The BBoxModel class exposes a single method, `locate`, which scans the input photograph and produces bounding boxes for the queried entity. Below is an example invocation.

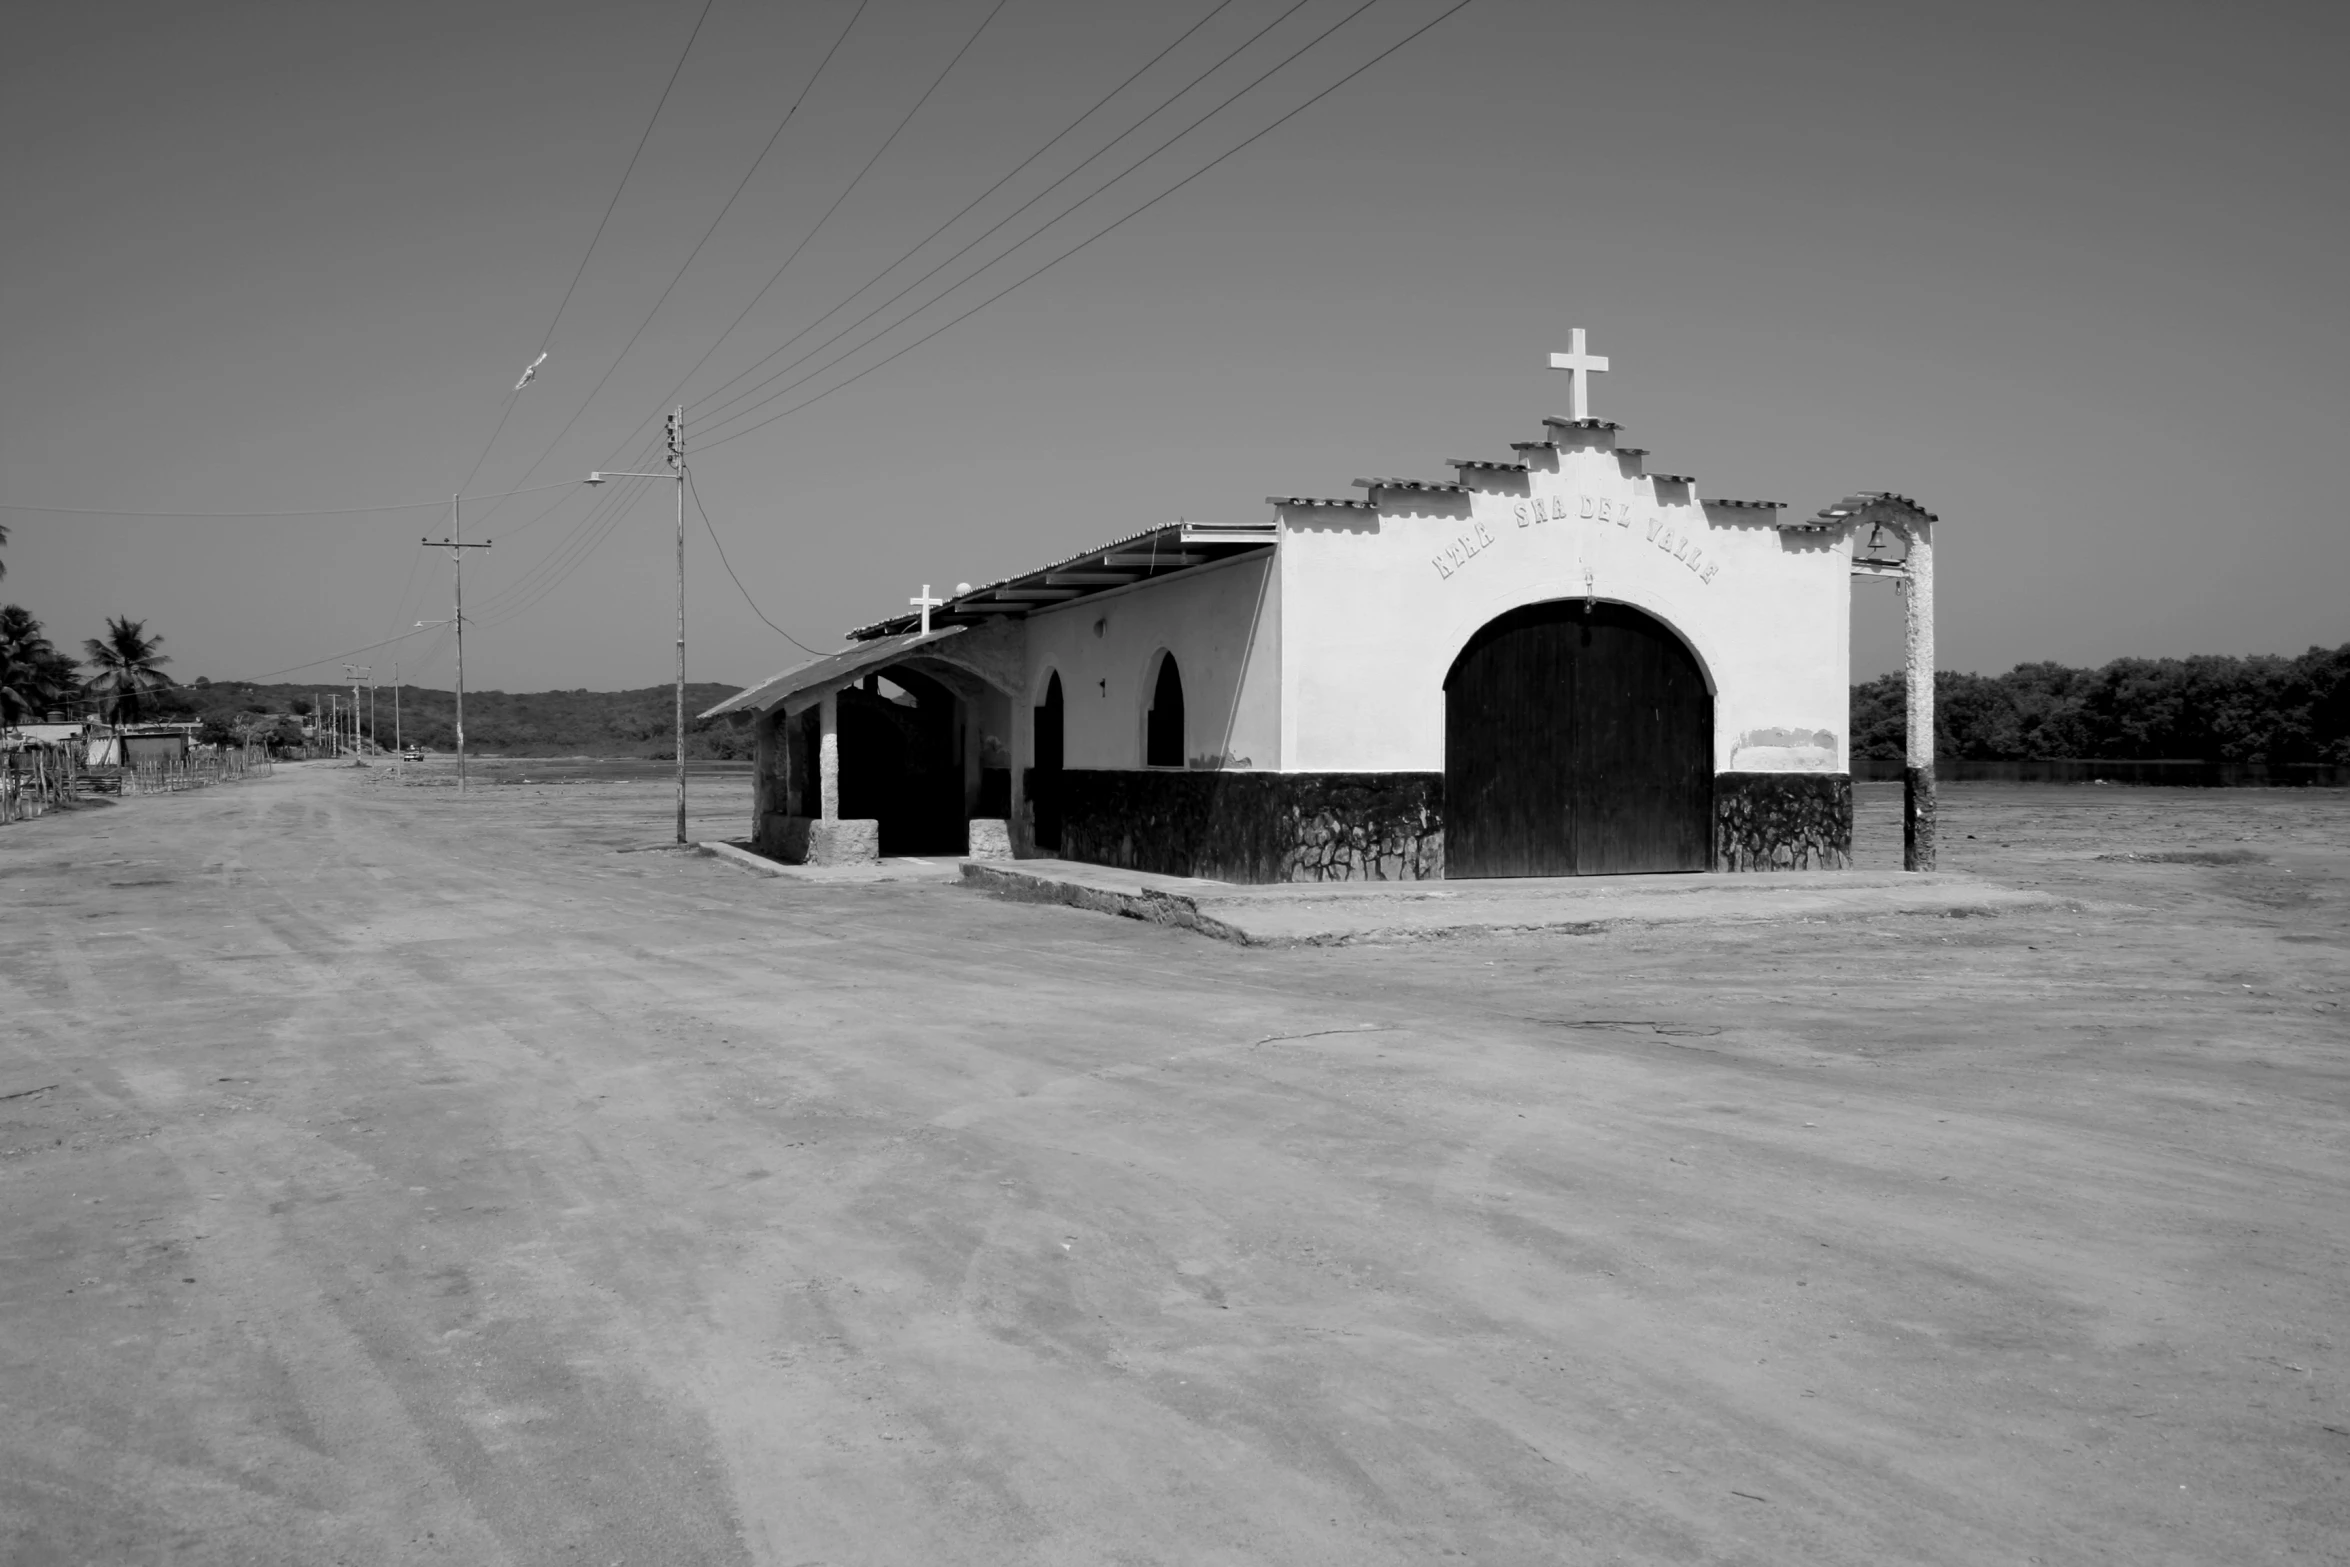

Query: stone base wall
[1057,771,1444,884]
[756,814,880,866]
[1049,770,1854,881]
[1713,773,1852,871]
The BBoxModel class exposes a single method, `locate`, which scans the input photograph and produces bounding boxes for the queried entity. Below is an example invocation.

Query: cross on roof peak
[909,584,944,634]
[1548,328,1610,421]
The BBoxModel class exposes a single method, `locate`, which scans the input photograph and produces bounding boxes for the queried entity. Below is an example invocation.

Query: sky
[2,0,2344,695]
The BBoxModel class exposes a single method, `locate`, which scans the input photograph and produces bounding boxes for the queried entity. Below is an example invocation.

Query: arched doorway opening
[1145,653,1185,768]
[1444,600,1712,877]
[1033,671,1065,851]
[838,666,965,855]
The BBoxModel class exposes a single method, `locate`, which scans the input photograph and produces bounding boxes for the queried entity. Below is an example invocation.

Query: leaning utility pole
[423,497,490,792]
[344,664,371,755]
[393,662,401,756]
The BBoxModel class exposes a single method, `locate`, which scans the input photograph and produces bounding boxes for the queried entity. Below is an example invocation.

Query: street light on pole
[582,406,688,845]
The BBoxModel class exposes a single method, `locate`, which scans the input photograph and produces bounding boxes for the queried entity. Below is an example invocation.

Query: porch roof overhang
[844,520,1278,641]
[698,626,966,722]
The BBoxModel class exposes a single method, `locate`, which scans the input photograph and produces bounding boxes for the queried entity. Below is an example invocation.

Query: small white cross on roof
[1548,328,1610,421]
[909,583,944,634]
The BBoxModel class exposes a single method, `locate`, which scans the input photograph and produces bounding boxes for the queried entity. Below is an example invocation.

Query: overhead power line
[699,0,1477,452]
[524,1,1241,547]
[464,0,881,531]
[441,0,1015,627]
[688,468,825,654]
[423,1,1478,631]
[0,499,442,518]
[470,435,673,625]
[467,1,1252,617]
[232,624,444,684]
[690,0,1303,431]
[448,0,721,500]
[0,478,579,519]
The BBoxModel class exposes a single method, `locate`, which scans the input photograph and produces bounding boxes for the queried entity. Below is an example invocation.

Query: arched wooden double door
[1444,601,1713,878]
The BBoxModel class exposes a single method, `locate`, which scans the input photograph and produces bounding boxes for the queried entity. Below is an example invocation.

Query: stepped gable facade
[708,360,1888,880]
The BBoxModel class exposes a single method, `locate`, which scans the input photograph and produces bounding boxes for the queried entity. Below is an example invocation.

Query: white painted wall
[1003,426,1854,778]
[1019,551,1281,770]
[1275,438,1852,774]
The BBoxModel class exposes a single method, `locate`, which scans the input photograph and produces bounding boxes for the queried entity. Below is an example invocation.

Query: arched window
[1033,672,1065,849]
[1145,653,1185,768]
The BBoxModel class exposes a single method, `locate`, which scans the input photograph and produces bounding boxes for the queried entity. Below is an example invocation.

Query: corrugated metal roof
[1352,477,1470,494]
[701,626,966,719]
[844,520,1278,641]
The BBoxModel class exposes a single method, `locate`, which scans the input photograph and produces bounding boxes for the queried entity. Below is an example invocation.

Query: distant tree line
[1852,643,2350,763]
[3,595,754,758]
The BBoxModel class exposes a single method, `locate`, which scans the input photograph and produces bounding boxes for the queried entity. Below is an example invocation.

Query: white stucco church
[705,335,1939,879]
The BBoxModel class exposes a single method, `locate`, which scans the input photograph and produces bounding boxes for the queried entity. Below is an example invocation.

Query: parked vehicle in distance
[401,746,424,762]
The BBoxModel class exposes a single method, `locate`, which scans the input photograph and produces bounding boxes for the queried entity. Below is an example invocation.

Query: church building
[705,336,1935,880]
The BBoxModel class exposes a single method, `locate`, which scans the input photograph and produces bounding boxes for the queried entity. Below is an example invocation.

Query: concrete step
[958,859,2067,946]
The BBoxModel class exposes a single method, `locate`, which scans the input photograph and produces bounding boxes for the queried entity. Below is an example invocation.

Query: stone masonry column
[751,711,780,853]
[777,708,798,818]
[818,690,841,822]
[1902,520,1936,872]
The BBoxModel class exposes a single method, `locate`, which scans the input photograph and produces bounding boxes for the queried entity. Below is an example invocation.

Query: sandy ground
[2,762,2345,1566]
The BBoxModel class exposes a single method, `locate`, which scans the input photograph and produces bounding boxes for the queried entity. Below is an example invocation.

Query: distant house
[2,722,83,748]
[83,725,195,767]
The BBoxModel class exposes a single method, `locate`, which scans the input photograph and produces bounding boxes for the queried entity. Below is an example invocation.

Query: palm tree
[1,604,76,726]
[83,615,174,727]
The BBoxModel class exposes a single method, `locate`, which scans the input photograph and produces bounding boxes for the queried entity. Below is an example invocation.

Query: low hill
[170,681,753,758]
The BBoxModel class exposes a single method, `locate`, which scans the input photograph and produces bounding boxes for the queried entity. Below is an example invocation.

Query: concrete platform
[697,840,963,884]
[959,857,2067,945]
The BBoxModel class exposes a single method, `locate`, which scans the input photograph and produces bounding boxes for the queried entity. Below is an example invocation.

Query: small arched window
[1145,653,1185,768]
[1033,671,1065,849]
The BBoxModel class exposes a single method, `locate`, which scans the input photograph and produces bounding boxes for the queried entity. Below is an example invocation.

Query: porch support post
[1902,520,1936,872]
[1009,686,1032,856]
[777,708,798,818]
[818,690,841,823]
[751,711,780,847]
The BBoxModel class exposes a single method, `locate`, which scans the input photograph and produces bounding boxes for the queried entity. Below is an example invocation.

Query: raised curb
[697,841,788,877]
[958,860,1256,943]
[958,860,2065,947]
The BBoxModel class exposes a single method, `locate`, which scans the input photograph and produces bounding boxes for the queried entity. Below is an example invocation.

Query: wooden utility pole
[423,496,490,792]
[582,412,687,843]
[345,664,371,755]
[669,407,685,846]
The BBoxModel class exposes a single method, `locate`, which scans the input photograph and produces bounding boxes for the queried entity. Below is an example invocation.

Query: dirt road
[3,764,2345,1565]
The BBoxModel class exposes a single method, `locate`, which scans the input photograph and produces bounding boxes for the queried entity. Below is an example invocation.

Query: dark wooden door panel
[1445,601,1711,878]
[1445,607,1577,878]
[1571,615,1713,873]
